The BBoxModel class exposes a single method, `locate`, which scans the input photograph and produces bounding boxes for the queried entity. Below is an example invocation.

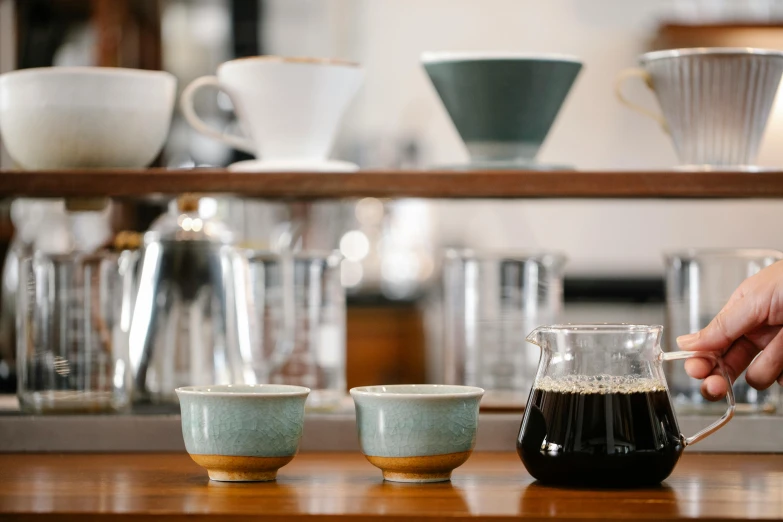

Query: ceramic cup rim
[420,51,582,64]
[350,384,484,399]
[176,384,311,398]
[0,66,176,84]
[218,55,360,73]
[640,47,783,64]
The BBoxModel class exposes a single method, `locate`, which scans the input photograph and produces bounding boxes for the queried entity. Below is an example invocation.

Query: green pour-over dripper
[422,52,582,169]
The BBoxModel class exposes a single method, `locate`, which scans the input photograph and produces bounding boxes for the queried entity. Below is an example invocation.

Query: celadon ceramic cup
[350,384,484,483]
[176,384,309,482]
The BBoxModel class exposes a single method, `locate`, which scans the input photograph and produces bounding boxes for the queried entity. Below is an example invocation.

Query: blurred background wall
[5,0,783,389]
[16,0,783,278]
[285,0,783,277]
[5,0,783,278]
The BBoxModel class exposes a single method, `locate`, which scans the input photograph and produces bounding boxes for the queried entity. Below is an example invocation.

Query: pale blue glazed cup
[176,384,309,482]
[350,384,484,483]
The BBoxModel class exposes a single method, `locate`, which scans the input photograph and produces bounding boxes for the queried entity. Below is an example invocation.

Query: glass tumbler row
[16,249,344,413]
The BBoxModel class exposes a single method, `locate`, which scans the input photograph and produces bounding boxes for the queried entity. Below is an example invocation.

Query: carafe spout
[526,327,546,348]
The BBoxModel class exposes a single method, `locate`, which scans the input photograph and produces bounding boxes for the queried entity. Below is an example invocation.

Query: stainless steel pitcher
[127,198,245,403]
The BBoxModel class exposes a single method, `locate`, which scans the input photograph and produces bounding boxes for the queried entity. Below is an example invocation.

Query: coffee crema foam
[534,375,667,394]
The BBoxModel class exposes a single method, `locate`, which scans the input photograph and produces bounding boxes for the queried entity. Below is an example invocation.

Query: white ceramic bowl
[0,67,176,169]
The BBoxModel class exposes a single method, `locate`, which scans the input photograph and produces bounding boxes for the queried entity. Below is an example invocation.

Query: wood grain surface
[1,452,782,520]
[4,169,783,199]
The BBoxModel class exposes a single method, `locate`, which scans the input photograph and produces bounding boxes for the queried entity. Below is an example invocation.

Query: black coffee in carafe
[520,324,735,488]
[517,376,685,487]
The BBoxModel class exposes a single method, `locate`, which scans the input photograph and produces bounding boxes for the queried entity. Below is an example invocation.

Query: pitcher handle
[660,351,735,446]
[614,68,669,133]
[180,75,257,155]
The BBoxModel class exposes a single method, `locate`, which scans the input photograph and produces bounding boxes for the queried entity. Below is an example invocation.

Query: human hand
[679,261,783,400]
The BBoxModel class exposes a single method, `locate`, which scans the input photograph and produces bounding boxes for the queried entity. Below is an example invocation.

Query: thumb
[677,292,765,354]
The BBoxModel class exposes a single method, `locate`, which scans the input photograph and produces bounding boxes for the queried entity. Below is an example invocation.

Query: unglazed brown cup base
[189,454,295,482]
[365,451,472,483]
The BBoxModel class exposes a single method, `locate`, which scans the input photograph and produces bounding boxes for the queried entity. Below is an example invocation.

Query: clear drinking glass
[17,251,131,413]
[442,249,566,407]
[665,249,783,414]
[237,250,345,411]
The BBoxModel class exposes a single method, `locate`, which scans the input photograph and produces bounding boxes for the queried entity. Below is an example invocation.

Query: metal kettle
[127,196,245,404]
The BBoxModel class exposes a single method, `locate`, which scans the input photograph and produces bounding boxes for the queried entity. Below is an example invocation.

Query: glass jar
[442,249,566,408]
[237,250,345,411]
[17,250,130,413]
[665,248,783,414]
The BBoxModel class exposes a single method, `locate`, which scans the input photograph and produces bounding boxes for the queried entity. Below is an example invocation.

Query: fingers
[683,357,728,401]
[701,373,729,401]
[684,356,713,379]
[677,293,766,353]
[686,336,764,401]
[723,330,774,381]
[673,261,783,398]
[677,271,774,353]
[685,333,766,379]
[746,327,783,390]
[744,324,783,350]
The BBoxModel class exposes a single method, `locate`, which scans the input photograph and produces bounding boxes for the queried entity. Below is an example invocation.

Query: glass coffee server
[519,324,734,487]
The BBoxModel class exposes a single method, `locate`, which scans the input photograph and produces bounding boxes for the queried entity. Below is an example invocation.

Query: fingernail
[677,332,699,348]
[706,381,723,399]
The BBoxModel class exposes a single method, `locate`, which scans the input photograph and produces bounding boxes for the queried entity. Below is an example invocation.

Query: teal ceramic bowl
[350,384,484,483]
[176,384,309,482]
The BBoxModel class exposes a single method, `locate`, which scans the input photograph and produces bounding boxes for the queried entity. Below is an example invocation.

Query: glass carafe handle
[661,351,736,446]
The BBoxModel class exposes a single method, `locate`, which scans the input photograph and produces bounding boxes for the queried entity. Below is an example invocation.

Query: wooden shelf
[4,168,783,199]
[1,452,781,520]
[652,22,783,52]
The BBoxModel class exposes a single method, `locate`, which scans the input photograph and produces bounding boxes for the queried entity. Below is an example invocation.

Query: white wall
[7,1,783,276]
[268,0,783,275]
[430,199,783,276]
[345,0,673,168]
[0,0,15,169]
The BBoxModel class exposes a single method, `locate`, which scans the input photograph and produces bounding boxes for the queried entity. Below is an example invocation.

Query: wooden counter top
[0,452,782,521]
